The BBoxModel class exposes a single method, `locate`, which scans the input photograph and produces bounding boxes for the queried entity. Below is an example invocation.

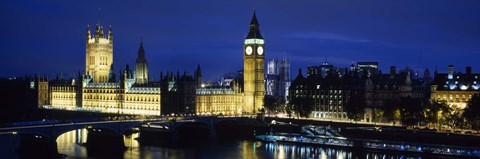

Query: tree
[424,100,450,129]
[398,97,425,127]
[374,109,385,123]
[383,99,401,123]
[263,95,278,114]
[345,93,366,121]
[288,96,313,118]
[463,93,480,131]
[445,105,465,130]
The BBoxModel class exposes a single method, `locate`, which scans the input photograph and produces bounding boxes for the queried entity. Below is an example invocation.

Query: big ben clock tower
[243,10,265,114]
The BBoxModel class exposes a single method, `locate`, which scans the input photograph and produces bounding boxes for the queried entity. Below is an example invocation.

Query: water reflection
[0,130,438,159]
[262,142,429,159]
[264,143,350,159]
[56,128,140,158]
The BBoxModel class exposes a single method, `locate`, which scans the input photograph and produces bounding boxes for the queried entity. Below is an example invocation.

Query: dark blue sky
[1,0,479,81]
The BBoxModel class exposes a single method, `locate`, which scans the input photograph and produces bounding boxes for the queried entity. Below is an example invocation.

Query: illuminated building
[290,65,429,121]
[365,67,429,122]
[40,22,162,115]
[243,10,265,114]
[196,81,245,115]
[39,11,267,116]
[430,65,480,109]
[265,58,291,102]
[50,79,80,107]
[135,40,149,84]
[85,24,113,83]
[36,76,49,107]
[81,41,161,115]
[196,11,265,115]
[289,68,362,119]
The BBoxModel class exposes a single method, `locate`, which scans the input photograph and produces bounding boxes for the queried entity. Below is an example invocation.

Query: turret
[86,25,91,41]
[108,25,113,42]
[350,63,355,72]
[194,64,202,87]
[108,64,115,83]
[86,21,113,83]
[122,64,135,91]
[405,71,412,85]
[448,64,454,79]
[424,68,431,83]
[390,66,396,79]
[135,38,149,84]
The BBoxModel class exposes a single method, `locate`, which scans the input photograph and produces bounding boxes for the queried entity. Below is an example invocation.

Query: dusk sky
[1,0,479,81]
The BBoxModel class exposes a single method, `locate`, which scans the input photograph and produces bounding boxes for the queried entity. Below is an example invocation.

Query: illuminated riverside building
[39,11,265,116]
[40,23,161,115]
[196,81,245,115]
[289,68,363,120]
[289,65,429,121]
[364,67,429,122]
[85,24,113,83]
[196,11,265,115]
[430,65,480,109]
[50,79,80,107]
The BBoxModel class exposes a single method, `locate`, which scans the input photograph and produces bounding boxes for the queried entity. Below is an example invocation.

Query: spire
[108,63,115,82]
[108,25,113,40]
[196,64,202,76]
[86,25,91,40]
[246,10,263,39]
[195,64,203,87]
[250,9,259,26]
[296,68,304,79]
[97,8,102,26]
[136,38,146,63]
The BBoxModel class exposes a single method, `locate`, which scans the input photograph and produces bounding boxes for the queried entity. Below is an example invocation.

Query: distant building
[265,58,291,102]
[364,66,429,121]
[307,62,333,78]
[357,61,379,76]
[430,65,480,109]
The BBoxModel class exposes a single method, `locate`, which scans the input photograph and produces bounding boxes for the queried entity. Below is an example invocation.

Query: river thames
[0,128,435,159]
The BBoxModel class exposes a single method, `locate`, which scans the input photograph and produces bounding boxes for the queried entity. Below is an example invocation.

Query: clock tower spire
[243,10,265,114]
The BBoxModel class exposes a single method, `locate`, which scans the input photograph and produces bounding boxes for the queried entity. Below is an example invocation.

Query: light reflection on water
[264,143,352,159]
[0,129,429,159]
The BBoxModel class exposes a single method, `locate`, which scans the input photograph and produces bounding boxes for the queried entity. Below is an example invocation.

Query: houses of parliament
[35,12,265,116]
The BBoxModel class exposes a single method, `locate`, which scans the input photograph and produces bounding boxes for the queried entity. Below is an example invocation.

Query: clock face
[257,46,264,55]
[246,46,253,55]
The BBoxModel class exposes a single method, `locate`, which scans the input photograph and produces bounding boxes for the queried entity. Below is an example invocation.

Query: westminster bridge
[0,116,259,158]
